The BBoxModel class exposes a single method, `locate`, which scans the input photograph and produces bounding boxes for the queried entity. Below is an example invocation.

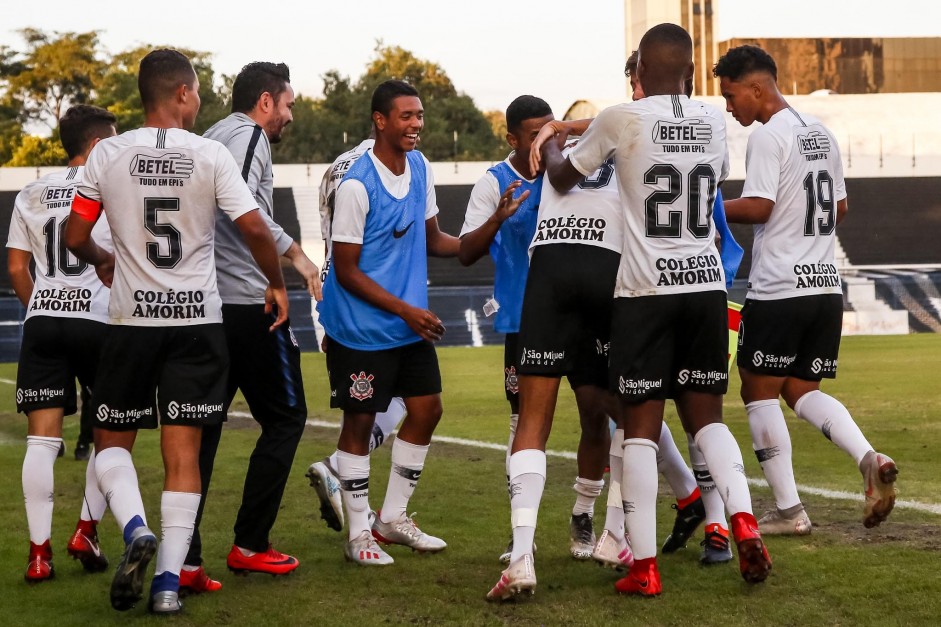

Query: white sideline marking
[298,415,941,516]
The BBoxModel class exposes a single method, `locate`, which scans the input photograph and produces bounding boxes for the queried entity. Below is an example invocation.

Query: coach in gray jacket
[182,62,321,592]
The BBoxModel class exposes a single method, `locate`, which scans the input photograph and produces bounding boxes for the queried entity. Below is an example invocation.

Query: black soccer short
[326,337,441,413]
[91,324,229,431]
[737,294,843,380]
[16,316,108,415]
[517,244,619,390]
[609,290,729,402]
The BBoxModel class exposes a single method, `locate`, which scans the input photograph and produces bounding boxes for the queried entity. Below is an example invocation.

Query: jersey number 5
[145,198,183,269]
[644,163,716,239]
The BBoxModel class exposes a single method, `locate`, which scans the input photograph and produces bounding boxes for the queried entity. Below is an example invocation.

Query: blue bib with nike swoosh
[319,150,428,350]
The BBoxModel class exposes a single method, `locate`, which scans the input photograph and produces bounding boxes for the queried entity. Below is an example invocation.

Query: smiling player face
[376,95,424,152]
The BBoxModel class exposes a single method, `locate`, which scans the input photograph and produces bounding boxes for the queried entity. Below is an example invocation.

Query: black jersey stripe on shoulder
[787,106,807,127]
[66,166,78,180]
[672,95,684,118]
[241,125,264,183]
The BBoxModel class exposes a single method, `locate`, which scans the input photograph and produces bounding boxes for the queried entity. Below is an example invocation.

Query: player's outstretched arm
[836,198,848,225]
[529,118,593,174]
[234,209,288,330]
[542,139,584,193]
[722,197,775,224]
[64,212,114,287]
[458,181,530,266]
[334,241,445,343]
[426,216,460,258]
[8,249,34,307]
[283,241,323,300]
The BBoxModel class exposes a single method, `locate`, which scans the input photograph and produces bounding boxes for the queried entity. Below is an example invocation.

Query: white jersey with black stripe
[76,127,258,326]
[742,107,847,300]
[570,95,729,297]
[530,142,623,254]
[319,138,375,257]
[7,166,112,322]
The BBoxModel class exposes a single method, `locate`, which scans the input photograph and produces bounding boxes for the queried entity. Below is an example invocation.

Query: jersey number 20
[643,163,716,239]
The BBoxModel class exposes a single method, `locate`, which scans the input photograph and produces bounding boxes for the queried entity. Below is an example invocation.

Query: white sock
[656,420,697,501]
[794,390,873,466]
[572,476,604,517]
[80,450,108,522]
[336,450,371,540]
[686,432,727,527]
[604,429,626,538]
[747,399,801,510]
[621,438,659,561]
[694,423,754,516]
[508,449,546,562]
[95,447,147,532]
[371,398,406,452]
[505,413,519,477]
[379,438,429,523]
[154,491,200,585]
[23,436,61,545]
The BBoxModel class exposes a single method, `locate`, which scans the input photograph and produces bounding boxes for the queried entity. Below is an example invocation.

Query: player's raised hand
[401,304,446,343]
[494,180,530,222]
[529,120,571,174]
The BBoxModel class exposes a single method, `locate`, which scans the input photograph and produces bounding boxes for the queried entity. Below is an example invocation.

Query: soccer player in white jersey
[9,105,116,583]
[306,131,409,534]
[65,49,288,614]
[538,24,771,596]
[714,45,898,533]
[182,61,322,592]
[486,132,625,599]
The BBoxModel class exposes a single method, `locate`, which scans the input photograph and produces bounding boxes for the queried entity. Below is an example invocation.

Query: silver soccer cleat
[487,553,536,601]
[344,530,394,566]
[372,512,447,553]
[758,506,813,535]
[591,529,634,570]
[306,459,345,532]
[148,590,182,615]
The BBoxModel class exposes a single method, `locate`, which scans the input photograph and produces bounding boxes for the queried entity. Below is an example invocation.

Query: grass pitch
[1,334,939,625]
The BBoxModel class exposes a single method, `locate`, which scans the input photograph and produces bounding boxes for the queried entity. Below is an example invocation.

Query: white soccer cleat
[591,529,634,570]
[487,553,536,601]
[569,513,596,560]
[861,450,899,528]
[306,460,344,532]
[758,506,813,535]
[372,512,447,553]
[344,531,394,566]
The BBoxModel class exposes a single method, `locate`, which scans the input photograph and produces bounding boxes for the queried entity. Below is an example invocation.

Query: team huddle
[10,22,899,613]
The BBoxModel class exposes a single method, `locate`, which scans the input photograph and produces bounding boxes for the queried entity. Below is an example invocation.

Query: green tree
[0,29,105,131]
[272,44,503,163]
[5,134,66,166]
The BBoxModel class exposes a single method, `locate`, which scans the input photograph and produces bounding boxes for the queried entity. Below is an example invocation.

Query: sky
[2,0,940,118]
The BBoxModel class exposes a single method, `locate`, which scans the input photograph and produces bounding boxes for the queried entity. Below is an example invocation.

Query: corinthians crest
[349,371,375,401]
[504,366,519,394]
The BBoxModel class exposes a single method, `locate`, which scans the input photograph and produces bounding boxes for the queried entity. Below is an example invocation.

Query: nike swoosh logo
[349,481,368,490]
[393,222,414,239]
[638,578,648,589]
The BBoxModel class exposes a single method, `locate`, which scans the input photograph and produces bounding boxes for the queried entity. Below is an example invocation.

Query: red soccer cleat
[226,544,299,576]
[180,565,222,593]
[614,557,662,597]
[25,540,54,583]
[731,512,772,583]
[67,520,109,572]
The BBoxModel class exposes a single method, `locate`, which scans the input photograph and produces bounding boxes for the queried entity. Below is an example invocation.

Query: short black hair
[59,105,116,159]
[713,45,778,81]
[371,80,419,117]
[625,50,638,77]
[138,49,197,110]
[506,95,552,134]
[231,62,291,114]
